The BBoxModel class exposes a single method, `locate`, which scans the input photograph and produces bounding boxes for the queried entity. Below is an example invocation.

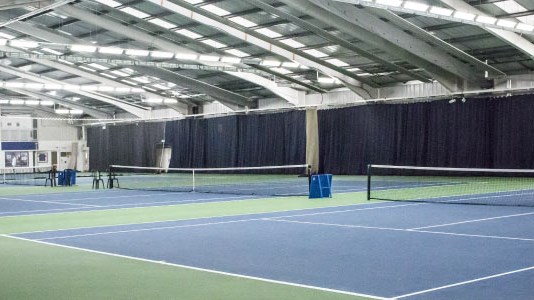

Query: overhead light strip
[330,0,534,35]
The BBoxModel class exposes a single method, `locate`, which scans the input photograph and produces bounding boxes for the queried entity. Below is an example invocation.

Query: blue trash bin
[64,169,76,186]
[309,174,332,199]
[57,171,65,186]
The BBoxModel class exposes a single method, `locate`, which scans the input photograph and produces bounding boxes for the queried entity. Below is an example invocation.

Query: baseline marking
[410,211,534,230]
[0,197,102,208]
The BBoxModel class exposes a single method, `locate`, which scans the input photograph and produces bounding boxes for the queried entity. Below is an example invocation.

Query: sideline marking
[0,234,389,300]
[0,197,101,208]
[410,211,534,230]
[394,266,534,299]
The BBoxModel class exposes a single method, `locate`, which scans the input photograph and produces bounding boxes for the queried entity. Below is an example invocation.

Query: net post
[192,169,196,192]
[367,164,372,201]
[108,166,113,189]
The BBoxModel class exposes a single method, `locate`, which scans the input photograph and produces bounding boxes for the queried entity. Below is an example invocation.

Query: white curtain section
[69,142,78,170]
[306,108,320,174]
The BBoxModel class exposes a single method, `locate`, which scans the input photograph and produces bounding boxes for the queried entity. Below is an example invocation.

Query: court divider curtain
[164,110,306,169]
[318,95,534,174]
[86,122,165,170]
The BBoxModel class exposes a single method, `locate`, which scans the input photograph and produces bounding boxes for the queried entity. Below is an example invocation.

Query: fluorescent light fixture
[24,83,44,89]
[303,49,328,58]
[121,80,138,85]
[101,73,118,79]
[429,6,454,16]
[44,84,63,90]
[149,18,176,29]
[40,100,54,106]
[261,60,281,67]
[81,85,98,91]
[97,86,114,92]
[0,39,7,45]
[70,109,83,115]
[47,91,57,96]
[280,39,305,48]
[9,40,39,48]
[94,0,121,7]
[125,49,150,56]
[255,28,282,38]
[143,98,163,103]
[0,99,9,104]
[115,87,131,93]
[376,0,401,7]
[175,53,198,60]
[152,84,171,90]
[120,7,150,19]
[55,109,70,114]
[199,55,220,62]
[476,15,497,25]
[229,17,257,27]
[182,0,202,3]
[71,45,97,52]
[201,39,227,48]
[143,86,158,92]
[5,82,24,88]
[10,99,25,105]
[403,1,429,12]
[221,57,241,63]
[99,47,124,54]
[79,66,96,72]
[517,23,534,31]
[88,63,109,70]
[270,68,292,75]
[175,29,203,39]
[151,51,174,58]
[326,58,350,67]
[282,62,300,68]
[318,77,339,84]
[132,77,151,84]
[454,11,476,21]
[58,59,75,65]
[131,88,144,93]
[163,98,178,104]
[64,85,81,91]
[41,48,64,55]
[201,4,230,16]
[0,32,16,39]
[25,100,40,105]
[496,19,517,28]
[110,70,129,77]
[224,49,250,58]
[70,97,80,101]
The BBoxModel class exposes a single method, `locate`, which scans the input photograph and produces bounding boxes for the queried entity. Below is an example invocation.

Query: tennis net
[109,164,311,196]
[1,166,52,186]
[367,165,534,207]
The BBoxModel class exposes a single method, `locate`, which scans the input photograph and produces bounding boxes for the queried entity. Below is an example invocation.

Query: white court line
[0,195,252,218]
[265,219,534,242]
[0,197,101,208]
[9,201,386,235]
[410,211,534,230]
[0,234,388,300]
[394,265,534,299]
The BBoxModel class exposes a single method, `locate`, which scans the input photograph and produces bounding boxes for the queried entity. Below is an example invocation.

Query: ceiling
[0,0,533,119]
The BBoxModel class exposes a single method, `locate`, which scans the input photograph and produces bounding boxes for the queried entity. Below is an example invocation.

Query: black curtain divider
[318,95,534,174]
[165,110,306,168]
[87,122,165,170]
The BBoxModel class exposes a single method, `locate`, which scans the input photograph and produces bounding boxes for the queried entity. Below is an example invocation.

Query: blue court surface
[8,197,534,299]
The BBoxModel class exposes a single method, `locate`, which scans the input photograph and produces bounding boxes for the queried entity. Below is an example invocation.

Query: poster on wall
[5,151,29,167]
[37,152,48,163]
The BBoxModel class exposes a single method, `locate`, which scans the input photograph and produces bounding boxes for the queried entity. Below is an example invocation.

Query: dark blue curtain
[87,122,165,170]
[318,95,534,174]
[165,111,306,168]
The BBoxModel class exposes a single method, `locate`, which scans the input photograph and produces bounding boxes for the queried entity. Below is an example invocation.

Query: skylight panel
[121,80,138,85]
[303,49,328,58]
[132,77,151,84]
[326,58,349,67]
[255,28,282,38]
[201,39,227,48]
[175,29,203,39]
[280,39,305,48]
[101,73,118,79]
[201,4,230,16]
[149,18,176,29]
[120,7,150,19]
[224,49,250,58]
[182,0,203,4]
[494,1,526,14]
[271,68,292,75]
[79,66,96,72]
[229,17,257,28]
